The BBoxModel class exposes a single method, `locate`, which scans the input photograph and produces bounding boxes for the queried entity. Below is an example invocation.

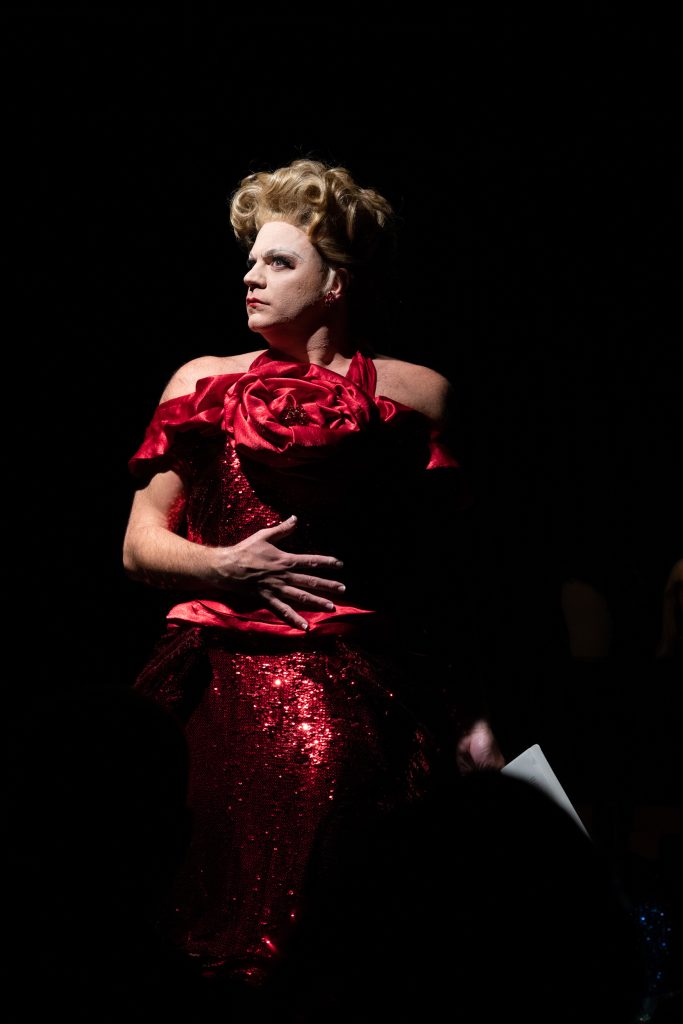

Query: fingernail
[289,515,297,523]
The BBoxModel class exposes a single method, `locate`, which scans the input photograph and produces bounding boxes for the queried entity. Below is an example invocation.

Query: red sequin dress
[128,348,466,979]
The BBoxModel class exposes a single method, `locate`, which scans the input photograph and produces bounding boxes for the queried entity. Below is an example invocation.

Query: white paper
[501,743,589,836]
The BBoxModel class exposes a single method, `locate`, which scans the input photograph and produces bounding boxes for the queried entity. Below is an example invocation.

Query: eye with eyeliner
[270,253,295,268]
[246,252,296,271]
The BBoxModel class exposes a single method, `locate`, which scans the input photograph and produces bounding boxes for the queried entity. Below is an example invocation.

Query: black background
[5,4,682,1006]
[6,5,681,846]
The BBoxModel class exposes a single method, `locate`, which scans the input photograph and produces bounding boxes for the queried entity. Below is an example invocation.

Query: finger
[278,586,339,612]
[259,514,299,539]
[285,574,346,595]
[291,555,345,571]
[266,594,309,632]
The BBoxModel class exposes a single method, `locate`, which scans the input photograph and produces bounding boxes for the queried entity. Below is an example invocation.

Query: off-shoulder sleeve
[128,373,239,485]
[427,426,472,510]
[373,393,461,471]
[426,427,461,471]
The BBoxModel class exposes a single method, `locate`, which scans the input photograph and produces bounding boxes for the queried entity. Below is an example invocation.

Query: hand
[215,515,346,631]
[456,719,505,774]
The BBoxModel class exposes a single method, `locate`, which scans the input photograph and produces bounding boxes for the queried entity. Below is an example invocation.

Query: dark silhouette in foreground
[263,770,648,1023]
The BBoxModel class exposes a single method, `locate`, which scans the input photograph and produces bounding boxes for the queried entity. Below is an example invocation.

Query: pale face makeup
[243,221,331,338]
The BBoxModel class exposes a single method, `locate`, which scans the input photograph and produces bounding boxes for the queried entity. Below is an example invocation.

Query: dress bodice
[129,349,462,634]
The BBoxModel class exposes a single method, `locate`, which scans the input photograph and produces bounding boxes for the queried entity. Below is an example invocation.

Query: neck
[258,324,354,368]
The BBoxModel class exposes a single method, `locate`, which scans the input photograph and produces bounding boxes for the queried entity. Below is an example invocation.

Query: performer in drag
[123,157,505,987]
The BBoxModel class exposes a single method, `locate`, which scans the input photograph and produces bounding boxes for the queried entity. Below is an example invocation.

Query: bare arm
[123,469,346,632]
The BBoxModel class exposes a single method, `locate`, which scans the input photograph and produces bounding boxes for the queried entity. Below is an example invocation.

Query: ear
[327,267,349,299]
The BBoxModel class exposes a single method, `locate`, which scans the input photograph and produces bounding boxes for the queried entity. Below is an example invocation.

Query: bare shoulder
[373,354,454,425]
[159,349,266,402]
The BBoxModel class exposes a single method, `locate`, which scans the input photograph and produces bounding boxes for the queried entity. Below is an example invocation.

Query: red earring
[324,291,336,307]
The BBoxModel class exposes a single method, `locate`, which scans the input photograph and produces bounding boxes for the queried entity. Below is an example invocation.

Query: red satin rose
[223,362,381,465]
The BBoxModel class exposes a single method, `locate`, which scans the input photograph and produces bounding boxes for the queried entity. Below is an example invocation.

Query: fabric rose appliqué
[223,363,381,466]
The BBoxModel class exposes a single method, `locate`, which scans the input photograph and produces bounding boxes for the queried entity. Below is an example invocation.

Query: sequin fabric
[129,350,464,980]
[141,633,437,980]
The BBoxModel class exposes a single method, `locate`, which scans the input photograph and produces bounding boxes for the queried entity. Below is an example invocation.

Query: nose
[244,261,264,291]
